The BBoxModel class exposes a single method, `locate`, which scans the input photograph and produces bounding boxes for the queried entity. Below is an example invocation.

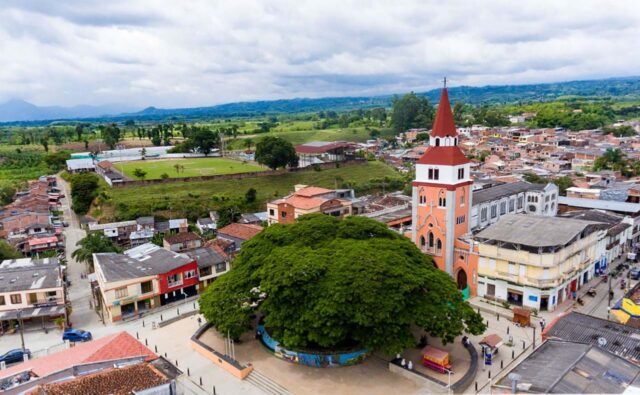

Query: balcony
[420,246,442,257]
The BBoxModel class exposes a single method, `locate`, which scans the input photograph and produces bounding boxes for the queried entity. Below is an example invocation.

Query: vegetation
[94,162,402,222]
[70,172,101,215]
[71,233,121,271]
[0,240,22,260]
[200,214,485,353]
[117,158,263,180]
[522,173,575,196]
[254,136,299,170]
[391,92,434,133]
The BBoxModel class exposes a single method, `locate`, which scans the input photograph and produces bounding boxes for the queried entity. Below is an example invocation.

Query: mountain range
[1,76,639,124]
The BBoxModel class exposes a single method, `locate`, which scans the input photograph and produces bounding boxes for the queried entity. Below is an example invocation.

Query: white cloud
[0,0,638,108]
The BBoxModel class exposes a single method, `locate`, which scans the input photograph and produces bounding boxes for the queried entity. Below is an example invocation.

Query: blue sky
[1,0,639,108]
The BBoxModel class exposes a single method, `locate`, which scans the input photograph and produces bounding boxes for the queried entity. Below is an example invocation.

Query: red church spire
[430,88,457,138]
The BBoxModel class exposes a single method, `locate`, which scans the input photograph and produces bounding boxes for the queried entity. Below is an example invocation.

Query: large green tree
[0,240,22,260]
[72,233,121,271]
[593,148,627,172]
[70,173,100,215]
[101,124,122,150]
[200,214,485,354]
[254,136,298,170]
[391,92,435,133]
[189,127,220,156]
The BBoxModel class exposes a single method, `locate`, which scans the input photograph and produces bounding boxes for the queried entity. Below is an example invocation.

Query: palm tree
[72,233,121,272]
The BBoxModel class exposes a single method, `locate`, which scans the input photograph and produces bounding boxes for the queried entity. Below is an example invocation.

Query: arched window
[436,239,442,253]
[428,232,434,248]
[454,138,458,145]
[435,138,440,147]
[438,189,446,207]
[420,236,426,247]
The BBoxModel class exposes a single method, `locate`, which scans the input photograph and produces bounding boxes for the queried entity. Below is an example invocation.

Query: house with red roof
[216,223,263,251]
[266,185,355,225]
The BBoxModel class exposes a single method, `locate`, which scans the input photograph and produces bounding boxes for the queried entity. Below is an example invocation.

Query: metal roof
[559,196,640,214]
[0,264,62,293]
[472,181,547,205]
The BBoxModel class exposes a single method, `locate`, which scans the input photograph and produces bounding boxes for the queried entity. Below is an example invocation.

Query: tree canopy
[0,240,22,260]
[70,172,100,215]
[391,92,435,133]
[200,214,485,354]
[254,136,298,170]
[100,124,121,150]
[72,233,121,271]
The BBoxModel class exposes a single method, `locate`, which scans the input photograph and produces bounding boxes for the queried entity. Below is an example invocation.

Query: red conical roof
[430,88,457,138]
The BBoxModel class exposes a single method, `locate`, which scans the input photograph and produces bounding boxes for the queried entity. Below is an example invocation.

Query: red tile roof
[430,88,458,138]
[28,236,59,247]
[217,223,263,241]
[294,186,333,197]
[282,195,325,210]
[417,146,470,166]
[0,332,156,380]
[164,232,201,244]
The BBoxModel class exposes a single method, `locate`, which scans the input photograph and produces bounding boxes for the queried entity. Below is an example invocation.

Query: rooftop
[164,232,201,244]
[416,146,470,166]
[295,141,352,154]
[475,214,606,248]
[0,263,62,293]
[217,223,263,241]
[559,196,640,214]
[184,246,227,269]
[88,220,137,231]
[472,181,547,205]
[430,88,457,138]
[497,340,640,394]
[94,243,193,282]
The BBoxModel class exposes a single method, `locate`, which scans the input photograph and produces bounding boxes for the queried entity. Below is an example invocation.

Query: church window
[435,138,440,147]
[481,207,488,221]
[457,168,465,180]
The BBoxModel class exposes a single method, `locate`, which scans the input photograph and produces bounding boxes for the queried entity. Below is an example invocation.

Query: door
[540,296,549,311]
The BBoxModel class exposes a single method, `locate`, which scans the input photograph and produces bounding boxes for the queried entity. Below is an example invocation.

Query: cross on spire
[443,76,447,88]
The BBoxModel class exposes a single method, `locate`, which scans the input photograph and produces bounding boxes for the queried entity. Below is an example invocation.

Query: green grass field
[97,161,405,221]
[117,157,264,180]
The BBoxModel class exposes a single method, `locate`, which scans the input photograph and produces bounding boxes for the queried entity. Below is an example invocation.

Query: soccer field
[117,157,264,180]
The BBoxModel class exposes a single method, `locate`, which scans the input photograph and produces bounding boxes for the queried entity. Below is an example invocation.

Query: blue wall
[257,325,369,368]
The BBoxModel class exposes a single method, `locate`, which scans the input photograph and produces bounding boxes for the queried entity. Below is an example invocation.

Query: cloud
[0,0,638,108]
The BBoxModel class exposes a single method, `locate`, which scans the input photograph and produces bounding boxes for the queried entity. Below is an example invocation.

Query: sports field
[117,157,264,180]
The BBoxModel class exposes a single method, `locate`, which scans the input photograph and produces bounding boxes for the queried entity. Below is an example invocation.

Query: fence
[29,341,67,360]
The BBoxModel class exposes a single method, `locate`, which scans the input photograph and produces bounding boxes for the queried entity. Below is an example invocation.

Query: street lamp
[16,309,25,351]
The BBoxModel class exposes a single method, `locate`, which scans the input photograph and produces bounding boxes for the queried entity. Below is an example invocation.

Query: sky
[1,0,639,109]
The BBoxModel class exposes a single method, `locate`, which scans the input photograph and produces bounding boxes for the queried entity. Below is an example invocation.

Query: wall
[258,325,369,368]
[157,261,199,294]
[190,323,253,380]
[0,287,64,312]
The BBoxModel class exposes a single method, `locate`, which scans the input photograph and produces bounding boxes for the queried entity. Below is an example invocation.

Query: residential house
[476,215,608,311]
[154,218,188,235]
[93,243,198,322]
[0,258,66,327]
[184,245,230,290]
[88,220,138,247]
[216,223,263,251]
[267,185,355,225]
[196,217,216,234]
[163,232,202,252]
[65,158,96,173]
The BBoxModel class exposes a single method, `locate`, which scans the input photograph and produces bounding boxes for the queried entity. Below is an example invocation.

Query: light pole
[16,309,25,351]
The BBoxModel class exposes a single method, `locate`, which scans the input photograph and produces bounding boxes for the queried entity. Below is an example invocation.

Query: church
[411,87,478,299]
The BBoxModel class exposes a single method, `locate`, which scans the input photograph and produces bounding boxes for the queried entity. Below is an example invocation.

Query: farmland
[117,157,264,180]
[94,161,406,222]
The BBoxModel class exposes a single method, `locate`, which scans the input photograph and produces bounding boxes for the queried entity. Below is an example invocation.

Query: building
[411,87,475,297]
[495,339,640,393]
[65,158,95,173]
[88,220,138,247]
[163,232,202,252]
[295,141,355,167]
[184,245,230,290]
[475,215,608,311]
[93,244,198,322]
[610,283,640,328]
[267,185,355,225]
[471,181,559,230]
[216,223,263,251]
[0,258,66,329]
[0,331,178,394]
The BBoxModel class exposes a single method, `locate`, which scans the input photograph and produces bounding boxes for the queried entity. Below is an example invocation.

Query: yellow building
[476,215,608,311]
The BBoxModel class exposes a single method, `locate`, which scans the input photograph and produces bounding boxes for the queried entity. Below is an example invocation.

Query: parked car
[630,268,640,280]
[62,328,92,342]
[0,349,31,365]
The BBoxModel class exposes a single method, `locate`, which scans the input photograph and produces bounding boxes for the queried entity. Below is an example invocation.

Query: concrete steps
[246,369,292,395]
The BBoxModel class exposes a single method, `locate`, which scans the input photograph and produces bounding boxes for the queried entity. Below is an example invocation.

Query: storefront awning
[0,305,65,321]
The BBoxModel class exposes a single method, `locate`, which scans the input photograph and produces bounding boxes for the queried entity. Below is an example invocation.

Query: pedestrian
[197,316,202,326]
[540,318,546,332]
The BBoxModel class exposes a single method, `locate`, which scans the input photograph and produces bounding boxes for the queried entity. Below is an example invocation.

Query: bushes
[70,172,100,215]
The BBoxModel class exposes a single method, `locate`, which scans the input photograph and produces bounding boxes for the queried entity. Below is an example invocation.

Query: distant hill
[2,76,639,124]
[0,99,135,123]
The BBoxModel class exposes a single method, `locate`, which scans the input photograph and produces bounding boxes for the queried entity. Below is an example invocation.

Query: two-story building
[163,232,202,252]
[216,223,263,252]
[0,258,66,327]
[476,215,608,312]
[184,245,230,291]
[88,220,138,247]
[471,181,559,231]
[267,185,355,225]
[93,243,198,322]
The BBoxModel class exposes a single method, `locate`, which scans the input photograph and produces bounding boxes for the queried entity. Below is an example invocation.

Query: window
[419,195,426,205]
[508,262,516,274]
[428,168,440,180]
[551,194,556,200]
[457,168,465,180]
[0,296,5,305]
[460,195,465,205]
[420,236,426,247]
[457,215,465,224]
[115,287,128,299]
[436,239,442,252]
[509,199,515,212]
[10,294,21,304]
[215,262,227,273]
[168,273,182,287]
[500,201,506,215]
[517,196,524,209]
[428,168,433,180]
[185,270,197,279]
[269,209,275,216]
[29,293,37,304]
[487,284,496,296]
[199,266,212,277]
[490,205,497,218]
[281,211,287,218]
[428,232,434,248]
[529,205,537,212]
[141,281,153,294]
[435,138,440,146]
[481,207,488,221]
[438,197,446,207]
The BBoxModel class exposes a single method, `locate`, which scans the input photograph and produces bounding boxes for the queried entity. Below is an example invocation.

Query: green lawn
[117,157,264,180]
[98,161,405,221]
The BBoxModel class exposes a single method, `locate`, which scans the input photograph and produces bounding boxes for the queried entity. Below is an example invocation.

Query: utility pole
[17,310,25,351]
